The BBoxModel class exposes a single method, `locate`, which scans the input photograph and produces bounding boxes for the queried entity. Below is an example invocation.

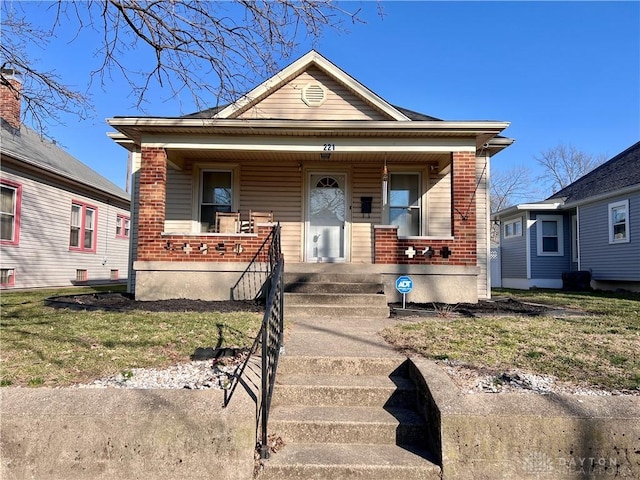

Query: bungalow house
[492,141,640,292]
[0,69,130,289]
[107,50,514,304]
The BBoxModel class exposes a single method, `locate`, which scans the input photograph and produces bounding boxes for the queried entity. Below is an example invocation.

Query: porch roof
[106,117,513,157]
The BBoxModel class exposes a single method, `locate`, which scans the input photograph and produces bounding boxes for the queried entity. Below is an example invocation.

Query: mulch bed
[47,292,265,314]
[48,292,552,317]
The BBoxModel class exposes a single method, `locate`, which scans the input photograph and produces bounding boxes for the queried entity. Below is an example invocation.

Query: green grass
[1,286,262,387]
[383,289,640,392]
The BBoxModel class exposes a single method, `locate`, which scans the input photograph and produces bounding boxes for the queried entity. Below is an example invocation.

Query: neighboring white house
[0,69,130,290]
[493,141,640,292]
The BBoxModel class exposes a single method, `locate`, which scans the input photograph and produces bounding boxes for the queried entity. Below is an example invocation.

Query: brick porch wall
[137,147,273,263]
[374,151,477,265]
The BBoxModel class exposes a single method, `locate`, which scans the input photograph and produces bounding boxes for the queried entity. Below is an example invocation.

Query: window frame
[69,201,98,253]
[116,214,130,239]
[198,169,235,232]
[503,217,523,239]
[0,179,22,246]
[387,171,422,237]
[608,200,630,244]
[536,215,564,257]
[1,268,15,286]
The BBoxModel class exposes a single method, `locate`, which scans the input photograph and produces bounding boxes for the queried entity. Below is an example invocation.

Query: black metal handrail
[223,224,285,461]
[259,255,284,459]
[231,224,281,301]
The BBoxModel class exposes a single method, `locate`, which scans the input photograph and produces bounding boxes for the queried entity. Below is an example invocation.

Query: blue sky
[11,1,640,197]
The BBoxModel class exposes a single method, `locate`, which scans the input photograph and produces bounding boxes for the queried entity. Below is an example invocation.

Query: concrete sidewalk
[282,315,404,359]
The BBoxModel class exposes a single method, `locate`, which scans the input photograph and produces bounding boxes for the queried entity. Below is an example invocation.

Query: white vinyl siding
[238,67,390,121]
[0,168,129,289]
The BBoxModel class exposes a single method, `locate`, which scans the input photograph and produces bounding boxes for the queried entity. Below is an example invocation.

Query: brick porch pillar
[451,151,477,264]
[137,147,167,261]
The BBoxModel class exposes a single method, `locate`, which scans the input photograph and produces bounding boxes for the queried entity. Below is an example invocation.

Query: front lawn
[382,289,640,392]
[0,286,262,387]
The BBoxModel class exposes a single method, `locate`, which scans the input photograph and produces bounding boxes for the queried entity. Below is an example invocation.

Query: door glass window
[389,173,420,236]
[308,175,345,261]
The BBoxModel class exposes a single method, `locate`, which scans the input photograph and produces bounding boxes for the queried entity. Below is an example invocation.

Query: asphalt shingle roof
[547,141,640,204]
[1,119,129,202]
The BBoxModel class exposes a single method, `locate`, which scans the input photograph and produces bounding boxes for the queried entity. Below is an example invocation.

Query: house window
[536,215,563,256]
[504,218,522,238]
[76,269,87,282]
[1,268,15,286]
[116,215,130,238]
[389,173,421,237]
[200,170,233,232]
[608,200,629,244]
[1,180,21,245]
[571,215,578,263]
[70,202,97,252]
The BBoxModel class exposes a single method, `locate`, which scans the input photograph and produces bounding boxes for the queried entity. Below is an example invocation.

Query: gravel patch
[437,359,638,396]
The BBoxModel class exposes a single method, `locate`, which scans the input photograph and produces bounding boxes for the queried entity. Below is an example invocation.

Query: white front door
[306,173,347,262]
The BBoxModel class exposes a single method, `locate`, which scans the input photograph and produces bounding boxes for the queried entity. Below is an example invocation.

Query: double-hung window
[608,200,629,244]
[389,173,421,237]
[70,202,97,252]
[1,180,21,245]
[200,170,233,232]
[536,215,563,256]
[116,215,130,239]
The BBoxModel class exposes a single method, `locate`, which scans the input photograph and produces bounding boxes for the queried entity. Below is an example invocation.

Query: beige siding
[238,67,389,121]
[426,166,452,236]
[476,155,489,299]
[0,167,129,290]
[351,163,382,263]
[128,151,141,294]
[165,165,193,232]
[239,161,303,261]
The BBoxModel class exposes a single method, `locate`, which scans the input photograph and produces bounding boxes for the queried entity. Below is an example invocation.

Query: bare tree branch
[490,165,537,214]
[535,143,607,196]
[1,0,374,135]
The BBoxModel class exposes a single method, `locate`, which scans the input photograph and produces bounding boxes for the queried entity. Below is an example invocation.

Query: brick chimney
[0,69,22,130]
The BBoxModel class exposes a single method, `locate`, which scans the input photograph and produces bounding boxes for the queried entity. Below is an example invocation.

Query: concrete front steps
[284,272,389,319]
[259,356,441,480]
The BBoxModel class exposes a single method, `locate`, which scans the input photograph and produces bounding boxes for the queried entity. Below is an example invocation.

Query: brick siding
[374,152,477,265]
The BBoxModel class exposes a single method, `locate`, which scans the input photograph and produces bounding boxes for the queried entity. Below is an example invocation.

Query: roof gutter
[106,117,510,133]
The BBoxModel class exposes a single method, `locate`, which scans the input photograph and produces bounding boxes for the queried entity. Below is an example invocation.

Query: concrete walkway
[282,315,404,359]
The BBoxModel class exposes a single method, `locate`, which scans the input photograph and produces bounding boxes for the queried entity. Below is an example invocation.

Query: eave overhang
[106,118,513,155]
[491,201,564,221]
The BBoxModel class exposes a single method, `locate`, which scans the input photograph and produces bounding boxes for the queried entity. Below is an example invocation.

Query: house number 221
[323,144,336,151]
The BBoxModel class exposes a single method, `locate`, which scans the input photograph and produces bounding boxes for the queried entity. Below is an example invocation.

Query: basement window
[76,269,88,282]
[1,268,15,286]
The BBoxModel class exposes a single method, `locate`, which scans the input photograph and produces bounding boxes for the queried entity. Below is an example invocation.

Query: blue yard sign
[395,275,413,309]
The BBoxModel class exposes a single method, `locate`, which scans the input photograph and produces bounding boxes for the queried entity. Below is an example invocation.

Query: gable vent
[302,83,326,107]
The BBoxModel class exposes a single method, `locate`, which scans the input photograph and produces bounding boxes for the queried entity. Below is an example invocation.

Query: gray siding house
[493,141,640,292]
[0,69,130,289]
